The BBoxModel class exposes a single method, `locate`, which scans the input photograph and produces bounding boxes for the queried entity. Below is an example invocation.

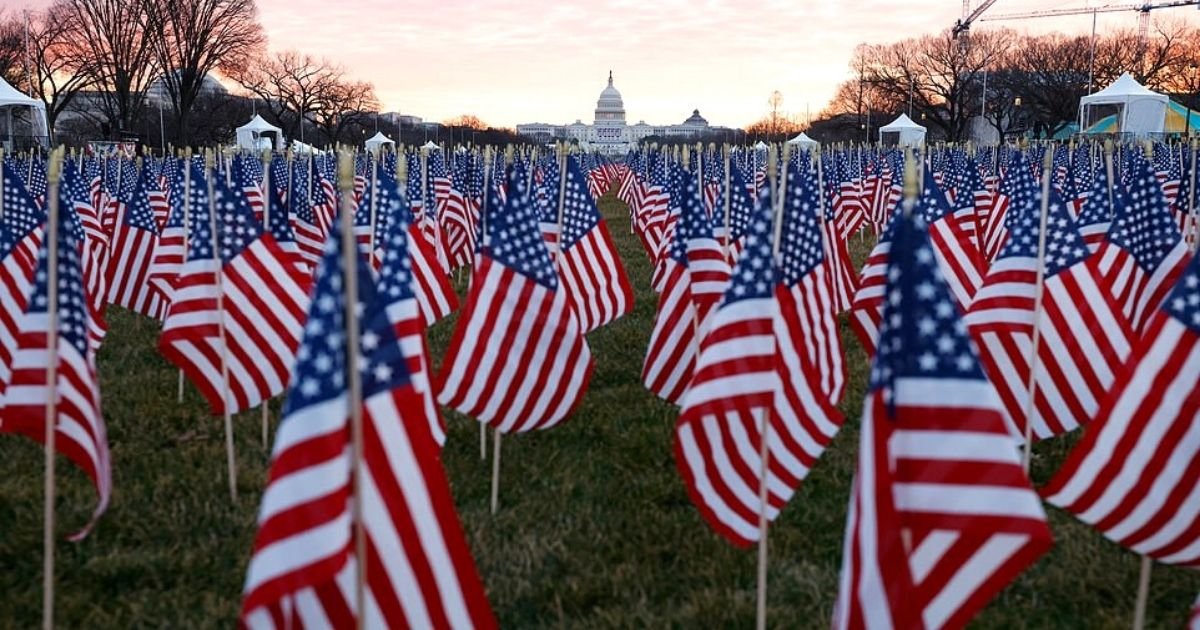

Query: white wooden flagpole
[756,143,788,630]
[208,152,238,502]
[260,150,272,449]
[479,148,492,461]
[42,148,63,630]
[179,151,191,403]
[1022,147,1055,471]
[722,145,733,263]
[337,151,368,629]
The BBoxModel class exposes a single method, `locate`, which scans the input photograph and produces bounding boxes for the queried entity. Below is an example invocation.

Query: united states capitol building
[516,72,732,155]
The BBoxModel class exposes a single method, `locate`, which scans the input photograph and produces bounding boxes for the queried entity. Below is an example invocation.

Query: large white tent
[0,76,49,150]
[786,132,819,149]
[1079,72,1169,136]
[235,115,283,151]
[879,114,926,147]
[365,131,395,153]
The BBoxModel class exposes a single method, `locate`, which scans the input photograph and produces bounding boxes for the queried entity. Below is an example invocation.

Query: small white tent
[421,140,441,151]
[786,132,819,149]
[365,131,395,153]
[1079,72,1169,136]
[235,115,282,151]
[0,76,49,149]
[879,114,926,147]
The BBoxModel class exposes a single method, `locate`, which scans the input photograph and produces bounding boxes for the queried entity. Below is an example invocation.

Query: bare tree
[443,114,488,130]
[25,3,96,134]
[0,10,25,89]
[63,0,158,136]
[311,79,378,145]
[141,0,264,145]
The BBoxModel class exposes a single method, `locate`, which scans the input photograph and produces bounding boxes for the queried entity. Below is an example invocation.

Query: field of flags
[0,135,1198,627]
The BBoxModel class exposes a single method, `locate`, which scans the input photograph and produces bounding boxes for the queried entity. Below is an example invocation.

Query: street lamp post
[1188,63,1198,139]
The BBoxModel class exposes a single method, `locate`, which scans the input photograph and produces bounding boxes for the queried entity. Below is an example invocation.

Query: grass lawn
[1,191,1197,627]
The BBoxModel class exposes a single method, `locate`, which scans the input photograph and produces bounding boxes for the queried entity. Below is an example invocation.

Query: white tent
[0,76,49,149]
[235,115,282,151]
[365,131,395,153]
[786,132,819,149]
[421,140,441,151]
[1079,72,1169,135]
[879,114,926,147]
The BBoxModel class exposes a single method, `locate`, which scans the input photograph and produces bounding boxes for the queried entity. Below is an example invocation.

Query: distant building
[516,72,731,155]
[382,112,425,127]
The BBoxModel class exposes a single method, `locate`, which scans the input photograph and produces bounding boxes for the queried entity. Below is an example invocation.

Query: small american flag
[104,168,167,319]
[438,168,593,433]
[241,229,495,628]
[553,155,634,333]
[1076,161,1114,254]
[1093,153,1190,334]
[967,185,1133,441]
[835,208,1052,629]
[1,201,110,541]
[778,154,846,405]
[643,174,731,404]
[1043,249,1200,568]
[920,166,985,313]
[159,166,311,415]
[0,163,45,402]
[675,183,843,547]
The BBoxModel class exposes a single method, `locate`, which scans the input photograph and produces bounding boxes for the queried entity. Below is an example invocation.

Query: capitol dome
[594,71,626,124]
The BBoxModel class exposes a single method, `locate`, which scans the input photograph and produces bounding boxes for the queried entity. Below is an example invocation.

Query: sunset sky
[16,0,1200,127]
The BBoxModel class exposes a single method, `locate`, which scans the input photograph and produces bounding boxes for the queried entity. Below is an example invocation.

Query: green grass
[1,192,1197,627]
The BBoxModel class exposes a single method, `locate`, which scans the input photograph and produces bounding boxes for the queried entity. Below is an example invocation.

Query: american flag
[146,159,192,302]
[1,201,110,541]
[377,162,457,325]
[373,182,446,447]
[1153,141,1181,210]
[438,169,593,433]
[159,167,311,415]
[439,156,476,270]
[982,158,1019,264]
[675,184,843,547]
[0,164,45,405]
[233,155,265,224]
[919,167,985,313]
[241,230,495,629]
[1043,249,1200,567]
[61,163,109,320]
[778,155,846,405]
[288,158,327,268]
[834,209,1052,629]
[422,150,451,273]
[394,156,458,326]
[828,154,868,242]
[967,185,1133,441]
[1094,153,1190,335]
[821,160,861,315]
[711,160,754,265]
[554,155,634,333]
[1076,161,1114,254]
[643,175,731,404]
[850,202,900,358]
[262,182,304,275]
[101,159,137,237]
[104,168,167,319]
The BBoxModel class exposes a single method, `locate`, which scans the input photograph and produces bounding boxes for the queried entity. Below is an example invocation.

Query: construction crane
[953,0,1004,46]
[981,1,1200,50]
